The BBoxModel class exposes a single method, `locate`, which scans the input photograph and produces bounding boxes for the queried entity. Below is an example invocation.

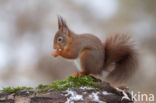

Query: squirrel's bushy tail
[103,33,138,83]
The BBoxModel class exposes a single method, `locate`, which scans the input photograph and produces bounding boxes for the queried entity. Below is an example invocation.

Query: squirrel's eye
[57,37,63,42]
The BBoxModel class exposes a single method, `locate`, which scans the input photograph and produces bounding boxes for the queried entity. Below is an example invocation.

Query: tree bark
[0,76,134,103]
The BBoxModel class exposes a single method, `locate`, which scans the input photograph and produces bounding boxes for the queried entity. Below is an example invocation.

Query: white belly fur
[73,56,83,72]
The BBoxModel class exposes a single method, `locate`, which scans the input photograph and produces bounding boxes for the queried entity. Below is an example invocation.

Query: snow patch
[80,86,94,90]
[89,92,100,101]
[65,89,83,103]
[102,91,112,95]
[89,92,106,103]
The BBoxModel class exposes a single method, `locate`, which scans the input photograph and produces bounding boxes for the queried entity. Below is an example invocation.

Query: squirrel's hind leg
[72,71,88,78]
[80,49,104,75]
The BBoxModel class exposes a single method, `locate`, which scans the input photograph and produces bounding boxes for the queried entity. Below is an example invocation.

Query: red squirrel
[52,16,138,83]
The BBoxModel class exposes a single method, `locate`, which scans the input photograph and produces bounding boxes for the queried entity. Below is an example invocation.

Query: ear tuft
[57,15,68,29]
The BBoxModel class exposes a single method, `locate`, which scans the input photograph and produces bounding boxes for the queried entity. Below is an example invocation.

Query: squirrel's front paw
[52,51,58,57]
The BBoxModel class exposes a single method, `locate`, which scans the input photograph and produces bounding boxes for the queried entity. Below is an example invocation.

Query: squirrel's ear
[58,16,62,29]
[57,16,68,30]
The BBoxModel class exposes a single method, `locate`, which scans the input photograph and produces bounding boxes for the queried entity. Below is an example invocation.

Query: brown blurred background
[0,0,156,99]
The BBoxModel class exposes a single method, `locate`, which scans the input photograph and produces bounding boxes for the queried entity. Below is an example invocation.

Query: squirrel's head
[53,16,72,51]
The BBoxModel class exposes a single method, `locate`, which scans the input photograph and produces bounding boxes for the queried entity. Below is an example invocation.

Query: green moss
[3,86,33,93]
[41,75,100,91]
[36,84,49,93]
[3,75,100,93]
[37,84,48,89]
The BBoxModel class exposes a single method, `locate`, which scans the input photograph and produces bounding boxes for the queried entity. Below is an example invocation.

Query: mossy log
[0,75,133,103]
